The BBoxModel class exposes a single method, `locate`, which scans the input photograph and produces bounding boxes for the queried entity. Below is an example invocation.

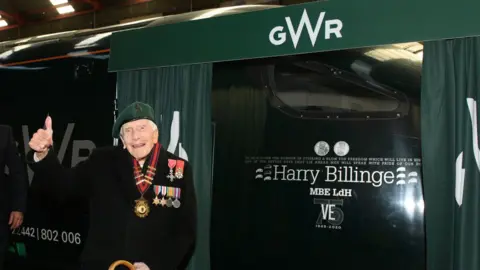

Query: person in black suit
[27,102,197,270]
[0,125,28,270]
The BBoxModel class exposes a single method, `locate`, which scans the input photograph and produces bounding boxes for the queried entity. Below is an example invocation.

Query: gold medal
[160,197,167,206]
[158,186,167,207]
[134,198,150,218]
[153,185,161,206]
[132,143,161,218]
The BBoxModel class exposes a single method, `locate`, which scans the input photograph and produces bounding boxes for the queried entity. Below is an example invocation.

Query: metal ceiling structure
[0,0,153,29]
[0,0,282,42]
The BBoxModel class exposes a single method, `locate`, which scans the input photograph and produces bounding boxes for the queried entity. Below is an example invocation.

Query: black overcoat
[26,145,197,270]
[0,125,28,220]
[0,124,28,268]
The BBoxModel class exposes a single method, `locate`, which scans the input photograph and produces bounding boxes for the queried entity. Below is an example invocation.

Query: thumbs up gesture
[29,116,54,156]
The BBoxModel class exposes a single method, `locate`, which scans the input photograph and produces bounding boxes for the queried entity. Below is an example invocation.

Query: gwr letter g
[269,26,286,46]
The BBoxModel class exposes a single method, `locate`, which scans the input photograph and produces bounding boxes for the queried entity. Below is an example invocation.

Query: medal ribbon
[133,143,161,195]
[175,188,181,199]
[154,185,161,197]
[175,160,185,178]
[168,159,177,171]
[167,187,174,198]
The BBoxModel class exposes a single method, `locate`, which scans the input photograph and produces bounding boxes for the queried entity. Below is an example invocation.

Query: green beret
[112,101,155,138]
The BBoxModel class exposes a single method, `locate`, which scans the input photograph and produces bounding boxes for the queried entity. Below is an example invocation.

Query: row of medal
[153,185,181,208]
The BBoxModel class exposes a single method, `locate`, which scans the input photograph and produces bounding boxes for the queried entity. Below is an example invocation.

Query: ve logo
[268,9,343,49]
[314,198,344,227]
[455,98,480,207]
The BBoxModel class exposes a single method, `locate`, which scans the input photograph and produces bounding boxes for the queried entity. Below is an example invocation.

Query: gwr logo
[268,9,343,49]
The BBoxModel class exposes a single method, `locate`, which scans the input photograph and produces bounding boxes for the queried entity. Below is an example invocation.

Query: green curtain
[117,63,213,270]
[210,83,268,265]
[421,37,480,270]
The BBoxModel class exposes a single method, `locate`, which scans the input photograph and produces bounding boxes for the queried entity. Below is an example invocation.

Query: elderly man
[0,125,28,270]
[27,102,197,270]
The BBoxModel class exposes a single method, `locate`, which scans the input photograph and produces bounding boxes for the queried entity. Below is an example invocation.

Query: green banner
[421,37,480,270]
[109,0,480,71]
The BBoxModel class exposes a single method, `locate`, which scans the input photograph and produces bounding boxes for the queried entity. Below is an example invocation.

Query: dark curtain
[210,82,269,269]
[117,63,213,270]
[421,37,480,270]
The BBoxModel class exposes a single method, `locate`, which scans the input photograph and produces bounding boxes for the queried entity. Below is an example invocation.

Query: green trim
[108,0,480,71]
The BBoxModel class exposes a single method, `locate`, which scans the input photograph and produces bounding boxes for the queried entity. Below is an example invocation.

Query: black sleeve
[5,126,28,213]
[150,161,197,270]
[26,146,96,203]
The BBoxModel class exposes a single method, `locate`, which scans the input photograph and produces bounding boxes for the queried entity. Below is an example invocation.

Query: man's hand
[28,116,53,160]
[9,211,23,229]
[133,262,150,270]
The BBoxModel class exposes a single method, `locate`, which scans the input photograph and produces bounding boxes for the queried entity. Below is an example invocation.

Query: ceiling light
[0,20,8,28]
[50,0,69,5]
[56,5,75,14]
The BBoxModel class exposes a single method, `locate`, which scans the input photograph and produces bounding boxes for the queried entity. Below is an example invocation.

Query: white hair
[119,119,158,139]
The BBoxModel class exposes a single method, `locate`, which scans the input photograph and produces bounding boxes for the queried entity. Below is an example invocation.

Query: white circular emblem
[314,141,330,156]
[334,141,350,156]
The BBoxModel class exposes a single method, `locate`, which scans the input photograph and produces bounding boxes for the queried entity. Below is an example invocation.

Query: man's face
[121,119,158,161]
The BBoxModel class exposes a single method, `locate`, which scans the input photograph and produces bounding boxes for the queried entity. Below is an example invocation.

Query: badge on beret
[112,101,155,138]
